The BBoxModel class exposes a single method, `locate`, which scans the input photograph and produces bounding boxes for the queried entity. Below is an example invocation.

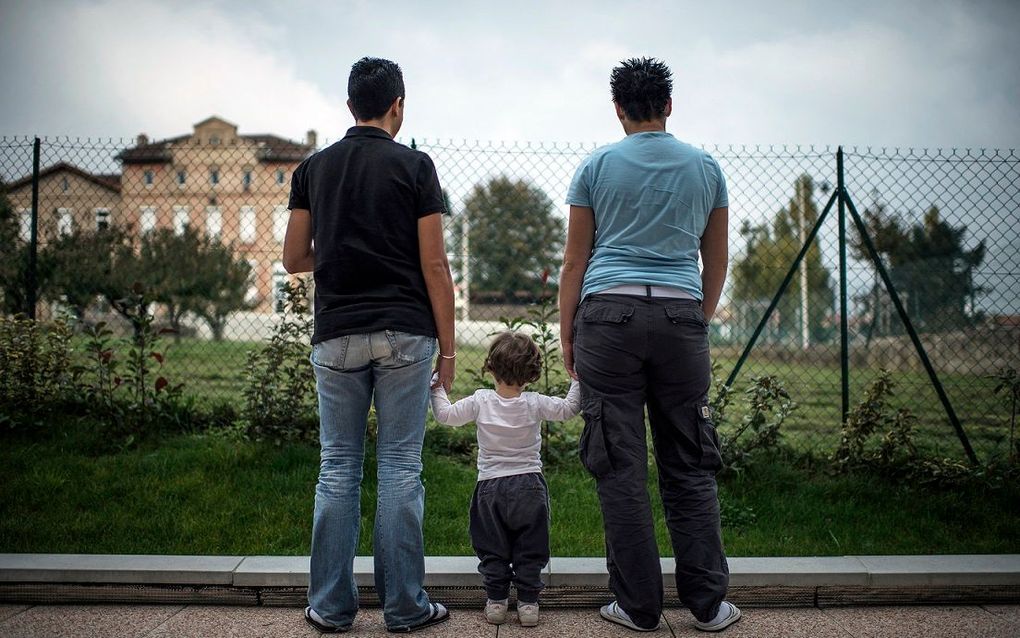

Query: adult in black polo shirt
[284,57,455,634]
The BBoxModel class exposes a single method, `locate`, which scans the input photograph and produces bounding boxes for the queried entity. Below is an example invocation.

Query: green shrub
[242,279,318,444]
[0,314,80,428]
[712,371,796,472]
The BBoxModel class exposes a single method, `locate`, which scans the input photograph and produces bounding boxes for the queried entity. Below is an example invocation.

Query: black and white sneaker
[599,601,660,632]
[303,606,351,633]
[694,601,742,632]
[388,602,450,633]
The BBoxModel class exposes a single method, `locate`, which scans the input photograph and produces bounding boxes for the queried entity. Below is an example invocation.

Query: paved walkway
[1,604,1019,637]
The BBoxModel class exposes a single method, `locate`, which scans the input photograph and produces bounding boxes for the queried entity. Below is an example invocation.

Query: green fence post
[837,147,850,422]
[27,136,40,320]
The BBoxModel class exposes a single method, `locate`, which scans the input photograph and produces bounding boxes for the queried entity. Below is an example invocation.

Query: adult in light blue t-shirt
[558,57,740,634]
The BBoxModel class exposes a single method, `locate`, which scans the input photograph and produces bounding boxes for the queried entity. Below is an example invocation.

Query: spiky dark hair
[610,57,673,122]
[347,57,405,121]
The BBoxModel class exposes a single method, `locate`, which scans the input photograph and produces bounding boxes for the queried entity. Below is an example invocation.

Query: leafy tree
[731,175,834,341]
[43,224,131,323]
[0,188,43,316]
[851,204,985,333]
[127,226,253,341]
[449,176,563,300]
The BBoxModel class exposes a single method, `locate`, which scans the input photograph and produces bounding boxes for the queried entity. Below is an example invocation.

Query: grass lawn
[2,422,1017,556]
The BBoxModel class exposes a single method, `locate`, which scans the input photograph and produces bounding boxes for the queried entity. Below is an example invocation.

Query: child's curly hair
[483,331,542,387]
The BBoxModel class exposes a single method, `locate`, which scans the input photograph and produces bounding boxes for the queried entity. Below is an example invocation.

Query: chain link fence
[2,132,1017,461]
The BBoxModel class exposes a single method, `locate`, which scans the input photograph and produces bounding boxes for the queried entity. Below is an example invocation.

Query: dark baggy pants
[574,294,729,628]
[468,472,550,603]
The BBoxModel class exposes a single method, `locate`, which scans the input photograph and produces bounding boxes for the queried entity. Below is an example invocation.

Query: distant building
[117,116,316,311]
[6,162,121,243]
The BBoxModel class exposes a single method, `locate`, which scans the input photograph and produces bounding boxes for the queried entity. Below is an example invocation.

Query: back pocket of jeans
[664,304,707,328]
[579,397,614,478]
[310,336,350,370]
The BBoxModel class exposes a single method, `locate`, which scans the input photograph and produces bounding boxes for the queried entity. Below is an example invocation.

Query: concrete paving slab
[823,605,1018,638]
[728,556,869,586]
[983,604,1020,624]
[144,605,317,637]
[497,608,671,637]
[546,557,608,587]
[234,556,318,587]
[0,604,30,622]
[664,607,847,637]
[0,554,244,585]
[0,604,182,638]
[347,607,495,637]
[857,555,1020,587]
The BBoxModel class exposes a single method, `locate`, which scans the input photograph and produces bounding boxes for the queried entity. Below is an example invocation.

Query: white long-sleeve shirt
[430,380,581,481]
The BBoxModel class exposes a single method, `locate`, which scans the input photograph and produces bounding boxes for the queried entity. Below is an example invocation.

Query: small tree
[452,176,563,301]
[43,224,130,323]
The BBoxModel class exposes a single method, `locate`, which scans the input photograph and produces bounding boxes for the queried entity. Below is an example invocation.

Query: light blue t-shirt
[565,132,728,299]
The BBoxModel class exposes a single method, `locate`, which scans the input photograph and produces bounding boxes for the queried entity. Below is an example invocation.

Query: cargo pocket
[694,401,723,473]
[578,397,614,478]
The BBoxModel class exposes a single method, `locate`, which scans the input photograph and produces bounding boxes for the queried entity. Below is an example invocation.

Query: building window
[61,177,69,192]
[18,209,31,242]
[173,205,190,235]
[210,135,220,145]
[240,205,256,242]
[209,169,219,185]
[94,208,111,230]
[57,208,74,236]
[205,206,222,239]
[242,169,252,190]
[140,206,157,233]
[276,169,286,185]
[273,205,288,242]
[176,170,187,186]
[143,170,154,186]
[245,259,260,304]
[272,262,288,313]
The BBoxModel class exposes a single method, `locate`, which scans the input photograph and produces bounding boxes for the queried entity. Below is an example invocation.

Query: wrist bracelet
[439,352,457,360]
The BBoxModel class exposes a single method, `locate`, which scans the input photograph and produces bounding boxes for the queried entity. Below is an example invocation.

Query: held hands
[432,355,455,392]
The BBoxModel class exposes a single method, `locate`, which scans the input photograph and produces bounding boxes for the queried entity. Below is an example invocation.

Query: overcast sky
[1,0,1018,148]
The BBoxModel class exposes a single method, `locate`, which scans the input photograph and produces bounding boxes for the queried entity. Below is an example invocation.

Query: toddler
[430,331,580,627]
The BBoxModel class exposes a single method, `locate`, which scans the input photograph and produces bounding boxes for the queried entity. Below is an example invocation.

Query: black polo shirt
[288,126,446,345]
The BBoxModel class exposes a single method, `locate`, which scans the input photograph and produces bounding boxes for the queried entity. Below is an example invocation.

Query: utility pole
[797,176,811,351]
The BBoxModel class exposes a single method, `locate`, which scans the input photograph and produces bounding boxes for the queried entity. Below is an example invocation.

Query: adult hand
[432,355,455,392]
[562,338,578,381]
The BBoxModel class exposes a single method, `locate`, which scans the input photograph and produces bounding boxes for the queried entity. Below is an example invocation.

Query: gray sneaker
[484,599,508,625]
[518,602,539,627]
[694,601,742,632]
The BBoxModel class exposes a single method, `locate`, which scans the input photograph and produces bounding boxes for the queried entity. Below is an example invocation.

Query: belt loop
[645,285,652,297]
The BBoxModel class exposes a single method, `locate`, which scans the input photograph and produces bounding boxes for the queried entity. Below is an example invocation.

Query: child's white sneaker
[484,599,508,624]
[518,602,539,627]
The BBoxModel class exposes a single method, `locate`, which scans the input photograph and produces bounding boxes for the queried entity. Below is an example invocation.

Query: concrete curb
[3,553,1019,588]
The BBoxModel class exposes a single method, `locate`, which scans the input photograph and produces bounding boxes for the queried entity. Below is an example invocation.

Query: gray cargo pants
[574,294,729,628]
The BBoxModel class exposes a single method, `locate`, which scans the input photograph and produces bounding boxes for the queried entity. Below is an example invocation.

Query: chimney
[136,133,149,146]
[306,129,317,148]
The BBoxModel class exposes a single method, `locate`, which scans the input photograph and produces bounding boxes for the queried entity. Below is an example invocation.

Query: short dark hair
[347,57,405,121]
[484,332,542,387]
[610,57,673,122]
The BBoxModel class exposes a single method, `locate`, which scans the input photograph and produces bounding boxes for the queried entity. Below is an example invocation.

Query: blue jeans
[308,330,436,630]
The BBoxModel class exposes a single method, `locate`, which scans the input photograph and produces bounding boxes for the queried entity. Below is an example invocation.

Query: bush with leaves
[832,370,918,471]
[989,366,1019,463]
[711,371,797,472]
[243,278,318,444]
[0,314,79,429]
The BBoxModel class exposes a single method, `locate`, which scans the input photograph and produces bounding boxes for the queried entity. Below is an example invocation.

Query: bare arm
[700,206,729,321]
[559,205,596,380]
[282,208,314,273]
[419,212,456,391]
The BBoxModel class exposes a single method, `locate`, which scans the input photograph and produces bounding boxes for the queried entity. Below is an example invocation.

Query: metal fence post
[27,136,40,320]
[837,147,850,422]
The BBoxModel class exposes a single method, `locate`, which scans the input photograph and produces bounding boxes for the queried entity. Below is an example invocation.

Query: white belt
[599,284,697,300]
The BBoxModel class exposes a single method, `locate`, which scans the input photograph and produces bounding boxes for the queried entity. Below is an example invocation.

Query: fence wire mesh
[1,134,1017,461]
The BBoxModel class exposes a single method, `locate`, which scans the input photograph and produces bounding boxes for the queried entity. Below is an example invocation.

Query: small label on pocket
[701,405,711,419]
